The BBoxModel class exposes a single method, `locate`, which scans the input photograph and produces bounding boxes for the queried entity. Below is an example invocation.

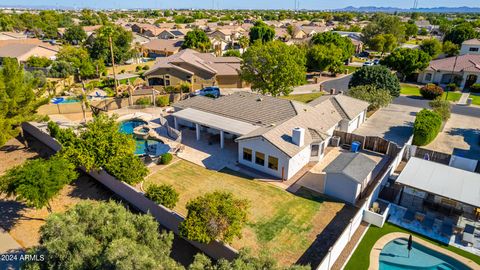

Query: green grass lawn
[470,93,480,106]
[281,92,324,103]
[345,65,360,74]
[345,223,480,270]
[144,160,351,265]
[400,84,421,96]
[442,91,462,102]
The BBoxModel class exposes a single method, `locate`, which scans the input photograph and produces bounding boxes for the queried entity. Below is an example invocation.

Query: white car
[363,61,374,67]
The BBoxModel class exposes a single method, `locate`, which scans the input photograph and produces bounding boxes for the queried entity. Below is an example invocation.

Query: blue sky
[1,0,479,10]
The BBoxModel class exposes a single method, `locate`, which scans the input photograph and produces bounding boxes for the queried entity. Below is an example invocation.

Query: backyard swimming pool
[380,238,471,270]
[119,120,170,156]
[51,97,80,104]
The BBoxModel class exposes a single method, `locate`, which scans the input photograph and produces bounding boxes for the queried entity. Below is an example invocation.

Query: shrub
[164,86,178,93]
[347,85,392,111]
[103,87,115,97]
[135,97,151,105]
[135,65,142,72]
[445,83,460,92]
[420,84,444,100]
[145,184,179,209]
[156,95,170,107]
[143,65,150,70]
[470,83,480,93]
[349,65,401,97]
[413,109,443,146]
[160,153,173,165]
[429,99,451,121]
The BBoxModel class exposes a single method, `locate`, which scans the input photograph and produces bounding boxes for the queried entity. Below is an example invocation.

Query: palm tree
[99,26,118,95]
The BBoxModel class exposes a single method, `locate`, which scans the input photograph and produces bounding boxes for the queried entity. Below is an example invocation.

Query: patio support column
[174,117,178,130]
[195,123,200,141]
[220,130,224,149]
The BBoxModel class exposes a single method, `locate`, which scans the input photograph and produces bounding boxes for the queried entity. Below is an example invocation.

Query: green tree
[443,23,478,45]
[0,58,47,146]
[420,38,443,58]
[306,44,344,74]
[23,201,182,270]
[429,99,451,121]
[442,41,460,57]
[349,65,401,97]
[57,45,104,79]
[413,109,442,146]
[369,34,397,55]
[25,56,52,68]
[347,85,393,111]
[88,24,133,65]
[249,21,275,44]
[182,29,212,52]
[405,23,419,39]
[310,31,355,61]
[223,49,241,57]
[48,60,75,78]
[50,115,148,185]
[241,41,306,97]
[0,155,78,212]
[63,25,87,45]
[179,191,248,244]
[362,14,406,46]
[381,48,431,81]
[145,184,179,209]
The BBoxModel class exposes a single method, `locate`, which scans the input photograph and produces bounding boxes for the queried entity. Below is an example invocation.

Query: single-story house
[324,152,377,204]
[141,39,183,58]
[0,39,59,62]
[460,39,480,56]
[171,92,370,180]
[143,49,243,90]
[158,29,187,40]
[0,31,28,40]
[131,23,163,37]
[417,54,480,90]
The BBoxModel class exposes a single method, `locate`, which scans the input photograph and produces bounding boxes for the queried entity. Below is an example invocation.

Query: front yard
[344,223,480,270]
[471,93,480,106]
[143,160,353,265]
[400,84,462,102]
[280,92,324,103]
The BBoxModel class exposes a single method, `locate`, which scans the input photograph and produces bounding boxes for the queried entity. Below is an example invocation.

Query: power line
[413,0,419,10]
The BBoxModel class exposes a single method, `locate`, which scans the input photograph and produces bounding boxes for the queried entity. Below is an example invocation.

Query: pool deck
[369,232,479,270]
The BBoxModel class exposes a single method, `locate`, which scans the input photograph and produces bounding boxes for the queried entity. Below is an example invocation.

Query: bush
[164,86,178,93]
[429,99,451,121]
[470,83,480,93]
[347,85,392,111]
[160,153,173,165]
[413,109,443,146]
[145,184,179,209]
[420,84,444,100]
[135,97,152,106]
[156,95,170,107]
[135,65,142,72]
[349,65,401,97]
[445,83,460,92]
[103,87,115,97]
[143,65,150,70]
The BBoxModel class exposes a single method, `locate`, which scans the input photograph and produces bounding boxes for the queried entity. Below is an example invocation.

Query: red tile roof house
[417,54,480,90]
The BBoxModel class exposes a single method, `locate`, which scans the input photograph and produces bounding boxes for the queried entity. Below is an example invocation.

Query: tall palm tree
[99,26,118,95]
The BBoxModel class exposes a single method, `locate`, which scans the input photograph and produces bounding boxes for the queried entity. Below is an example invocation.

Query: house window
[469,47,479,52]
[311,144,320,157]
[165,80,170,86]
[165,75,170,78]
[243,148,252,162]
[268,156,278,170]
[255,152,265,166]
[425,73,432,81]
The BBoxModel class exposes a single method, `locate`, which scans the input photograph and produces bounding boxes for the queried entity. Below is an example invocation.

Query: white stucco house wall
[171,92,369,180]
[460,39,480,55]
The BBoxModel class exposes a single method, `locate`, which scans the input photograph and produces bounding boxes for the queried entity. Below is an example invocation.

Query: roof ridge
[330,96,350,120]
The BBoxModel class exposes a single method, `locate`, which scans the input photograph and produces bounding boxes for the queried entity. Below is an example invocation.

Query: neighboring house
[143,49,243,90]
[141,39,183,58]
[324,152,377,204]
[171,92,369,180]
[309,94,369,133]
[334,31,364,53]
[158,29,187,40]
[415,20,440,35]
[0,39,59,62]
[0,31,28,40]
[131,23,163,37]
[57,25,102,39]
[460,39,480,55]
[418,54,480,90]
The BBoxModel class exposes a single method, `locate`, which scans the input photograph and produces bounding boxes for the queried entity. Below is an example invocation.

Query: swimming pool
[119,120,170,156]
[380,238,471,270]
[51,97,80,104]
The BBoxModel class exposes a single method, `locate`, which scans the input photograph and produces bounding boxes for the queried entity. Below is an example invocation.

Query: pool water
[119,120,170,156]
[51,97,80,104]
[380,238,471,270]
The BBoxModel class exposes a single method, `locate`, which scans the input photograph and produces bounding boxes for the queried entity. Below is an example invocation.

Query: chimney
[292,127,305,147]
[330,88,336,95]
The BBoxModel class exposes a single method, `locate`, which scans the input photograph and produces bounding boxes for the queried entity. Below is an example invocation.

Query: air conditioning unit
[330,136,341,147]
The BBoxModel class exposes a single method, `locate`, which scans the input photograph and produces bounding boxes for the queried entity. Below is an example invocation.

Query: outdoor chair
[462,224,475,245]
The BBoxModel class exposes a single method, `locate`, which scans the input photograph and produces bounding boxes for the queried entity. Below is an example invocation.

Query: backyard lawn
[144,160,350,265]
[281,92,323,103]
[344,222,480,270]
[400,84,462,102]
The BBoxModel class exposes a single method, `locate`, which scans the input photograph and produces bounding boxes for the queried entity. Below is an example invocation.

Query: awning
[172,108,259,136]
[396,157,480,208]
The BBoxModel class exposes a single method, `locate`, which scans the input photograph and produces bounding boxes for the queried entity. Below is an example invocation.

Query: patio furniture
[422,217,435,231]
[462,224,475,245]
[415,212,426,222]
[403,211,415,223]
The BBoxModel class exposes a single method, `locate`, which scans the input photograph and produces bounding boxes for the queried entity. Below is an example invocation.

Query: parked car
[363,61,374,67]
[373,59,381,65]
[194,86,221,98]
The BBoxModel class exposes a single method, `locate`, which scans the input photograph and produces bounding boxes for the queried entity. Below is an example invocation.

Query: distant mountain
[336,6,480,13]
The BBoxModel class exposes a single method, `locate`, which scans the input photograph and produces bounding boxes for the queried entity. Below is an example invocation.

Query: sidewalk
[457,92,470,105]
[0,226,24,270]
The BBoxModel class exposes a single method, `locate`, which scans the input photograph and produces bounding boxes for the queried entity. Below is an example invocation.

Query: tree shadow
[295,205,358,268]
[447,127,480,160]
[382,122,415,146]
[0,199,45,231]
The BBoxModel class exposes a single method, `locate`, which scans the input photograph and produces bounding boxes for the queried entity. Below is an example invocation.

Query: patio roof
[172,108,259,136]
[396,157,480,208]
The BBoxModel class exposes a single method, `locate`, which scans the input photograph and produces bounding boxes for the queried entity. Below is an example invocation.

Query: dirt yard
[0,137,114,248]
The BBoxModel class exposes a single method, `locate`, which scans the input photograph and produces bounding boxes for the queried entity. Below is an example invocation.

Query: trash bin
[351,141,361,153]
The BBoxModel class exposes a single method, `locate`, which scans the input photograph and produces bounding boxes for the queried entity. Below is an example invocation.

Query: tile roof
[142,39,183,53]
[324,153,377,183]
[0,42,59,58]
[426,54,480,73]
[462,39,480,45]
[309,94,370,121]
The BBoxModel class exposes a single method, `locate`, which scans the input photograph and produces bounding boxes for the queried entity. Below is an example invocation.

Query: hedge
[160,153,173,165]
[470,83,480,93]
[413,109,443,146]
[420,84,444,100]
[156,95,170,107]
[135,97,151,105]
[145,184,179,209]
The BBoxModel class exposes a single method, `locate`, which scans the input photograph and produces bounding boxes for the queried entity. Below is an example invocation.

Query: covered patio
[389,157,480,255]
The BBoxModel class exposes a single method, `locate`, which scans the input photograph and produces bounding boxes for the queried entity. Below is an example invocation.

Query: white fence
[21,122,238,261]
